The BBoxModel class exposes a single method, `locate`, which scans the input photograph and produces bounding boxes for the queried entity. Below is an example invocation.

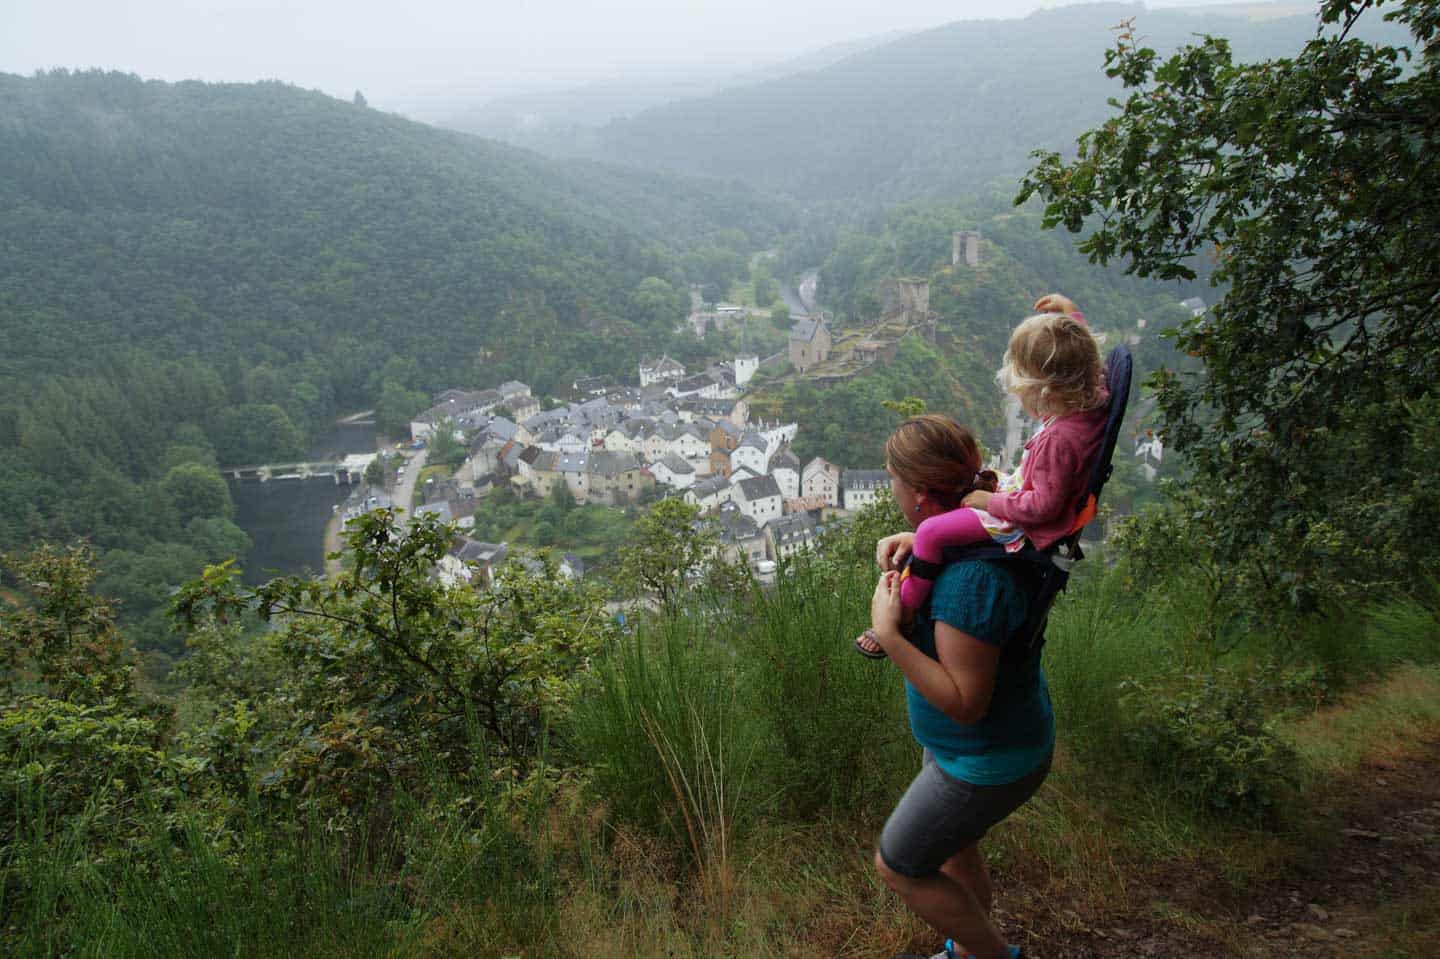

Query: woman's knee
[942,843,986,881]
[874,848,911,893]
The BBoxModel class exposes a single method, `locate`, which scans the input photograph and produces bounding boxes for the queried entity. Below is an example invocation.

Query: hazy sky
[1,0,1270,111]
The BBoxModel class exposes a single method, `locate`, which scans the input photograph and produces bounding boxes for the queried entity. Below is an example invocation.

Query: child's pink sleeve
[985,435,1085,527]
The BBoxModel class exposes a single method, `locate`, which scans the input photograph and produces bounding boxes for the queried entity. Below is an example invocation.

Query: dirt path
[990,739,1440,958]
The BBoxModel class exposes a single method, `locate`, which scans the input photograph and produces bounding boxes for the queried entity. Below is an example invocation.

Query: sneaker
[889,942,958,959]
[892,944,1020,959]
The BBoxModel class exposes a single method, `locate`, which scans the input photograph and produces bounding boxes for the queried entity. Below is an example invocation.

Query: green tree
[376,380,429,439]
[161,462,234,524]
[364,454,388,487]
[0,545,181,860]
[1018,0,1440,603]
[614,498,716,613]
[770,300,791,330]
[632,276,685,331]
[426,417,468,470]
[549,478,577,514]
[212,404,304,465]
[752,261,779,307]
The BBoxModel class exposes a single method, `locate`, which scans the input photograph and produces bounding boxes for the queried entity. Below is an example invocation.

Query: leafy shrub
[1119,668,1299,821]
[174,511,621,814]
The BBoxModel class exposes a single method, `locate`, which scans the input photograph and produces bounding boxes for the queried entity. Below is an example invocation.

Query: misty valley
[2,2,1438,957]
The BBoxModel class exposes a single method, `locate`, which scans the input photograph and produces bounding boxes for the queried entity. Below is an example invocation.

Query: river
[228,417,380,584]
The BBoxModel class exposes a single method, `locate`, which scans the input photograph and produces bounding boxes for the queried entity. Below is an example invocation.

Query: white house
[639,355,686,387]
[765,512,819,560]
[733,474,783,526]
[802,457,841,507]
[642,429,670,463]
[728,464,761,486]
[757,422,799,457]
[650,453,697,490]
[712,503,767,566]
[603,425,639,453]
[669,372,725,400]
[686,475,733,512]
[768,446,801,500]
[731,433,769,476]
[842,469,890,512]
[668,423,711,464]
[556,430,589,455]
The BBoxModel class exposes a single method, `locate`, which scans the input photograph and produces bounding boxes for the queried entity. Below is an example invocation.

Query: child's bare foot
[854,630,887,660]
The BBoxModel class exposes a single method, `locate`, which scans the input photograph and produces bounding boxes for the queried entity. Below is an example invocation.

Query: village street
[392,446,428,514]
[324,445,428,577]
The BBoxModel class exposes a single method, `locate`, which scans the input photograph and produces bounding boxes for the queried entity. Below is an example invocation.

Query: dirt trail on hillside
[993,739,1440,958]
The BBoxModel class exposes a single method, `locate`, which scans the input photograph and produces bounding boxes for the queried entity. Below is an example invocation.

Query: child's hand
[962,489,992,512]
[875,532,916,571]
[1034,292,1079,316]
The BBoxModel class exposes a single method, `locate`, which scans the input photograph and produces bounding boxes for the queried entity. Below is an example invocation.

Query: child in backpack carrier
[855,293,1110,659]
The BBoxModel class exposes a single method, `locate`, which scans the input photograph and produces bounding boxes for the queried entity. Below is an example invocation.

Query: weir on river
[226,461,363,483]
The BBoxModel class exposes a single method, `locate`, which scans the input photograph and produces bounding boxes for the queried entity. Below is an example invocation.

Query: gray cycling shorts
[878,749,1051,879]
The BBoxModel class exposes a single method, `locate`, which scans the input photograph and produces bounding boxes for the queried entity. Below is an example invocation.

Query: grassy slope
[12,546,1440,958]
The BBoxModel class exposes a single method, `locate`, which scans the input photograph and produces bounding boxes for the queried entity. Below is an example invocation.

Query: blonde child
[856,293,1109,658]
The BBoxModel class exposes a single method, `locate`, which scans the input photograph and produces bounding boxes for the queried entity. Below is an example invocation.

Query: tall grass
[1041,563,1189,754]
[5,806,410,958]
[570,609,765,883]
[734,554,913,816]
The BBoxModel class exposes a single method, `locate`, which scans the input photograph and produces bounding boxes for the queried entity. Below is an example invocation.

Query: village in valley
[333,308,895,589]
[328,237,1175,590]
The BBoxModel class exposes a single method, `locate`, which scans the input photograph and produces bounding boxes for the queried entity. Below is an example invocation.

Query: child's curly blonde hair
[998,312,1105,419]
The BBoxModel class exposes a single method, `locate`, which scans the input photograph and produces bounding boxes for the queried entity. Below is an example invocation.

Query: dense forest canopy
[0,70,791,394]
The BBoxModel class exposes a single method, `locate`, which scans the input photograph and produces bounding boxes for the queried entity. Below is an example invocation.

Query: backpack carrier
[908,344,1134,659]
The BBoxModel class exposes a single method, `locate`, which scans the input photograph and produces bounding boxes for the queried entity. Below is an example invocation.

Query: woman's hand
[1034,292,1079,316]
[875,532,915,571]
[962,489,992,512]
[870,570,904,649]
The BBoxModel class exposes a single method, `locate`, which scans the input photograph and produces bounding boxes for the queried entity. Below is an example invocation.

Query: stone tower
[897,278,930,326]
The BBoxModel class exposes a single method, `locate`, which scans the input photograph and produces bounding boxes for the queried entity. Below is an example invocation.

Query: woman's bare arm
[870,572,1000,724]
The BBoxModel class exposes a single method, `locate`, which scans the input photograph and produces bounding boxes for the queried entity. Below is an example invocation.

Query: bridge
[226,453,377,484]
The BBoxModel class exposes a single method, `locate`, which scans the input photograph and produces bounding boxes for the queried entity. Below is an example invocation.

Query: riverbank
[323,509,344,578]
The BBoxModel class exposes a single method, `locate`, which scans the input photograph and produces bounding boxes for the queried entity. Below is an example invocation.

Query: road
[323,445,428,578]
[392,446,428,514]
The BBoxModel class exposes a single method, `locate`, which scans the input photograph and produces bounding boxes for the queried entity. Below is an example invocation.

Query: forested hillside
[587,3,1407,202]
[0,70,789,393]
[0,70,790,648]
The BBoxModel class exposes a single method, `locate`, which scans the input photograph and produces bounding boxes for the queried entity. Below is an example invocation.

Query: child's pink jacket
[987,394,1109,550]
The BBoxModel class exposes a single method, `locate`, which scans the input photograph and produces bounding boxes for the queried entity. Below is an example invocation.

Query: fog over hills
[580,2,1406,202]
[421,28,916,157]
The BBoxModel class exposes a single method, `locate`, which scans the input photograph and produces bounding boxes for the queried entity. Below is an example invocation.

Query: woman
[864,414,1051,959]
